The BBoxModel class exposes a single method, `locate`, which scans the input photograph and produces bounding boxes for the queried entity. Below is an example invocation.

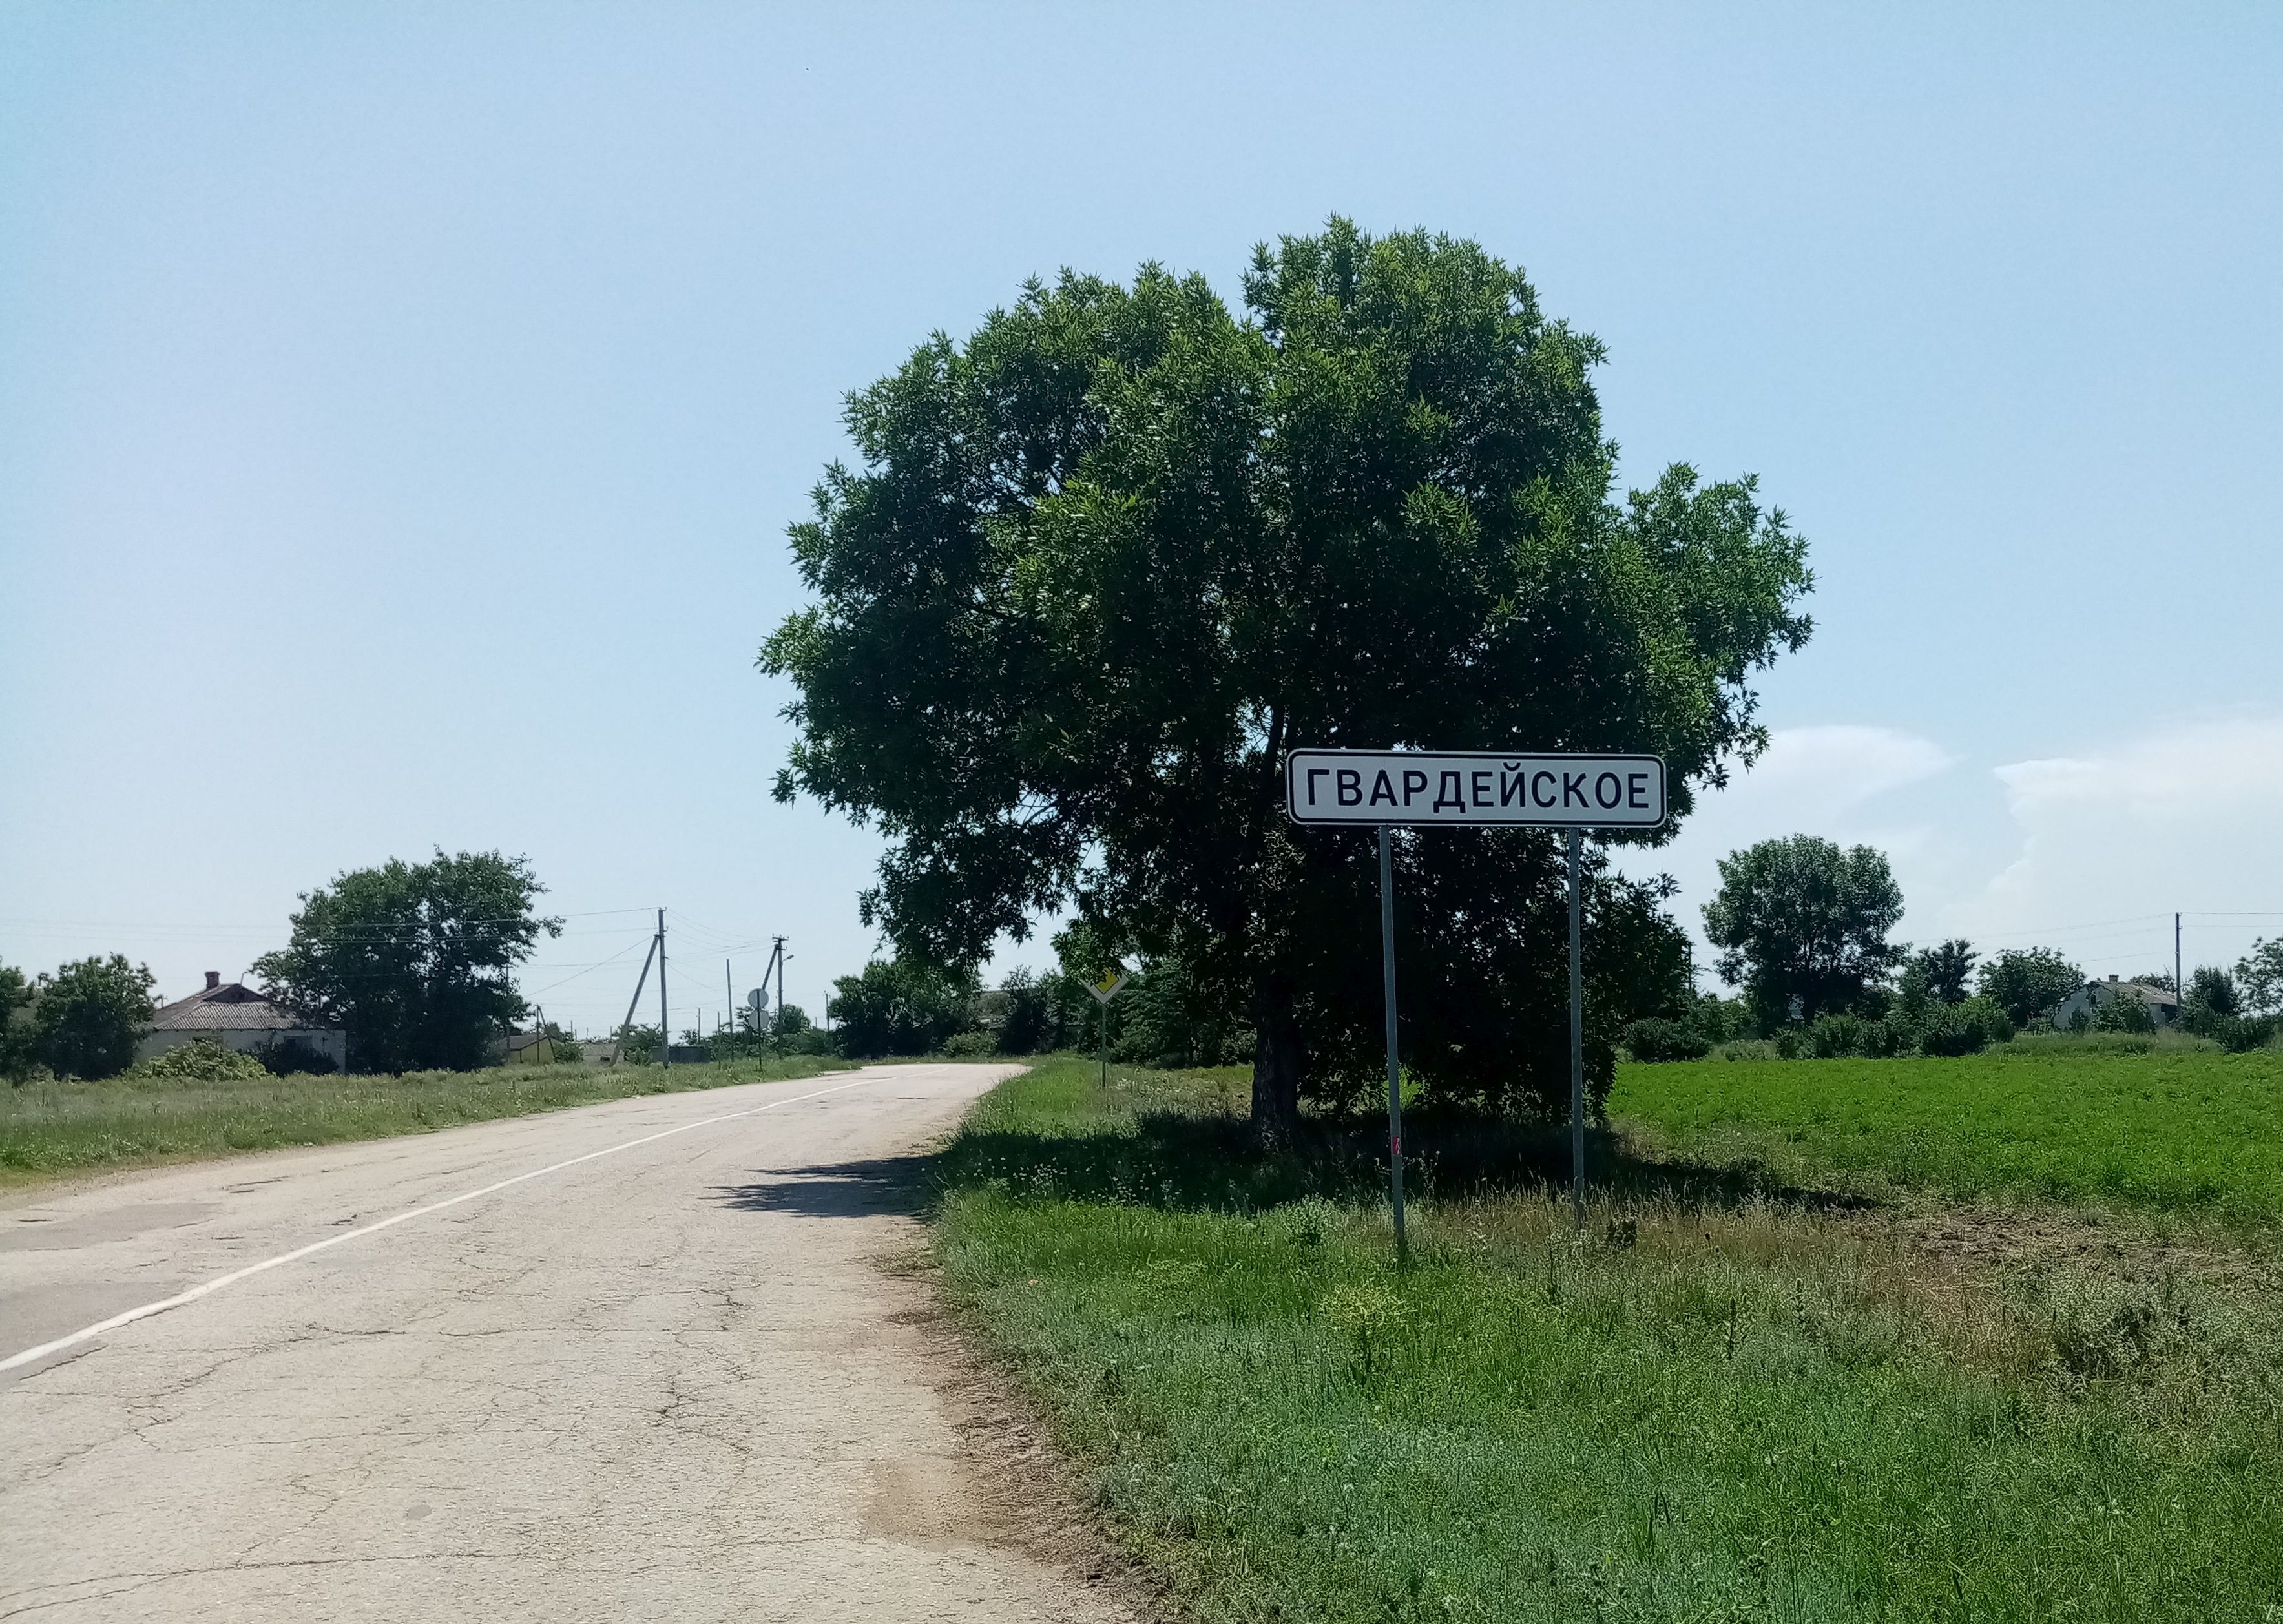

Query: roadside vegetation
[932,1054,2283,1623]
[0,1051,854,1187]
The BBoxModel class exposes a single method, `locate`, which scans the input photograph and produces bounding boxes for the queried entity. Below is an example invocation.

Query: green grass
[0,1054,857,1185]
[933,1057,2283,1623]
[1611,1048,2283,1222]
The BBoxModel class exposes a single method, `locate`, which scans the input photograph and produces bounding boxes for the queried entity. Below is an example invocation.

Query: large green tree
[764,220,1812,1130]
[1703,836,1904,1028]
[29,955,154,1079]
[253,851,559,1073]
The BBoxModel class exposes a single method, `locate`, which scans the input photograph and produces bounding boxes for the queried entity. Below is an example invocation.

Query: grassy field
[0,1054,857,1187]
[1612,1043,2283,1222]
[932,1056,2283,1623]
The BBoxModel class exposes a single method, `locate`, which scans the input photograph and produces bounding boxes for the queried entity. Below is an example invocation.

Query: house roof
[150,982,319,1032]
[2090,979,2178,1008]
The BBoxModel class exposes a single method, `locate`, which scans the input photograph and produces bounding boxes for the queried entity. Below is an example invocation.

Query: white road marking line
[1,1073,885,1375]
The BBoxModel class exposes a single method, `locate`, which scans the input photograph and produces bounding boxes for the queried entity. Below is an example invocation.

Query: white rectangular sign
[1284,749,1666,828]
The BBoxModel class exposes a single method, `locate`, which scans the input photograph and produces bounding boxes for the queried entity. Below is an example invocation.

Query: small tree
[1702,836,1905,1029]
[2233,938,2283,1017]
[1977,947,2083,1028]
[995,966,1085,1054]
[1911,939,1977,1005]
[0,964,34,1081]
[30,955,155,1079]
[2183,965,2240,1025]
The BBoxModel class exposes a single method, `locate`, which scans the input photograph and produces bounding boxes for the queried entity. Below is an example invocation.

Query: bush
[2091,992,2156,1035]
[1774,1026,1808,1060]
[2199,1013,2280,1054]
[1684,992,1753,1045]
[941,1030,998,1058]
[134,1039,269,1083]
[1915,995,2015,1057]
[1808,1012,1870,1059]
[1622,1017,1711,1063]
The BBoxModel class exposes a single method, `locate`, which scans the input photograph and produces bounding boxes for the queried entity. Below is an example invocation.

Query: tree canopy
[764,220,1813,1128]
[2234,938,2283,1017]
[1703,836,1904,1028]
[827,958,976,1057]
[0,964,33,1080]
[28,955,154,1079]
[253,851,558,1073]
[1911,939,1978,1005]
[1976,946,2083,1028]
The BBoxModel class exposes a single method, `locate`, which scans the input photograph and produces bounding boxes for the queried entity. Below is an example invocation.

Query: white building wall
[134,1028,349,1069]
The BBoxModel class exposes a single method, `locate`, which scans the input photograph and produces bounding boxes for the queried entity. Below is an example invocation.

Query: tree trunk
[1250,973,1304,1143]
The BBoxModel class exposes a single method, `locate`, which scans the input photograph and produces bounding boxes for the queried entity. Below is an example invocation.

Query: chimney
[205,971,221,991]
[2108,973,2118,983]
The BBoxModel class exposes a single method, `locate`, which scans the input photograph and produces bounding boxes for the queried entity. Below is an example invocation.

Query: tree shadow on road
[711,1154,933,1220]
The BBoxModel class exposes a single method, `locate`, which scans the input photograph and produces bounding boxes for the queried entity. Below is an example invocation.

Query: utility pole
[775,936,787,1041]
[725,958,735,1050]
[2176,912,2183,1016]
[657,908,670,1069]
[611,930,659,1065]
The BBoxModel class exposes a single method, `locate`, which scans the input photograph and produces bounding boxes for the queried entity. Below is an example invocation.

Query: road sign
[1085,969,1127,1089]
[1284,749,1665,828]
[1284,747,1668,1254]
[1086,970,1129,1005]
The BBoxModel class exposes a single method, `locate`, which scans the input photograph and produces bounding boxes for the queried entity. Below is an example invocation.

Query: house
[138,972,348,1070]
[2050,974,2180,1030]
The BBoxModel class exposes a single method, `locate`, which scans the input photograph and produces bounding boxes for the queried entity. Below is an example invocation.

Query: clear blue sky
[3,4,2278,1035]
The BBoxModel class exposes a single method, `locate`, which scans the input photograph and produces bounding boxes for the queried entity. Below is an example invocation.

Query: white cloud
[1613,724,1957,977]
[1709,724,1955,820]
[1959,716,2283,974]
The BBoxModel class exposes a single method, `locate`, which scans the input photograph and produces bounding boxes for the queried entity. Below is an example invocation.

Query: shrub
[1684,992,1753,1045]
[2090,992,2156,1035]
[1808,1012,1870,1059]
[1915,995,2014,1057]
[135,1039,269,1082]
[1773,1026,1808,1060]
[1622,1017,1710,1062]
[942,1030,998,1059]
[2199,1013,2280,1054]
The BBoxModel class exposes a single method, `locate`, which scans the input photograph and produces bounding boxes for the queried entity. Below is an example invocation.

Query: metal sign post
[1379,826,1407,1262]
[1285,749,1666,1243]
[1085,969,1129,1089]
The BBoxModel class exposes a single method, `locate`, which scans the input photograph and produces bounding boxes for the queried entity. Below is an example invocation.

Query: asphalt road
[0,1063,1132,1623]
